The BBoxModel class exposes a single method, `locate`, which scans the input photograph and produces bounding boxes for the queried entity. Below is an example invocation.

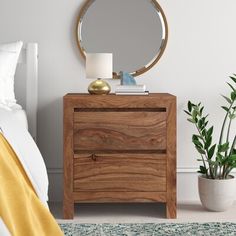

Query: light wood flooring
[50,201,236,223]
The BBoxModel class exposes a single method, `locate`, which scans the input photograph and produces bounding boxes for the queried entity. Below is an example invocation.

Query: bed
[0,42,63,236]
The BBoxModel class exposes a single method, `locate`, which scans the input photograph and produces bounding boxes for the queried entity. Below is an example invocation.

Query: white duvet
[0,108,49,207]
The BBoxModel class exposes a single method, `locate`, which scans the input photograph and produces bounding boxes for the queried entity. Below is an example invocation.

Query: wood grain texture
[73,192,167,203]
[74,112,166,151]
[166,98,177,219]
[63,93,176,219]
[63,98,74,219]
[73,153,166,192]
[65,93,175,109]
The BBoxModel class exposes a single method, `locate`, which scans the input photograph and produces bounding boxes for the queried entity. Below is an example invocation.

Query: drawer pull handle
[91,153,97,161]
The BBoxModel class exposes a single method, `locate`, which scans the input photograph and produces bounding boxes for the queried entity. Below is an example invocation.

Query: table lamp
[86,53,113,95]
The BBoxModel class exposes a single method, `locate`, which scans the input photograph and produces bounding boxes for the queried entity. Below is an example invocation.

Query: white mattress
[0,104,28,130]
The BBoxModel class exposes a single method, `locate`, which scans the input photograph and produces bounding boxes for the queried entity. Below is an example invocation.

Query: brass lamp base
[88,78,111,95]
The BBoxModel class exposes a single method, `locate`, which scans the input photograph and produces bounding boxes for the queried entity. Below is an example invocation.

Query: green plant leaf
[187,118,196,123]
[192,109,198,119]
[198,119,204,130]
[203,121,208,129]
[202,129,206,136]
[218,142,229,153]
[208,144,216,159]
[227,82,236,92]
[199,165,207,174]
[230,76,236,83]
[193,139,203,149]
[222,95,232,104]
[229,114,236,119]
[231,91,236,101]
[188,101,192,112]
[200,107,204,116]
[221,106,229,112]
[205,137,212,150]
[184,110,191,116]
[233,149,236,155]
[192,134,199,141]
[216,153,224,164]
[228,154,236,162]
[207,126,213,137]
[197,147,206,155]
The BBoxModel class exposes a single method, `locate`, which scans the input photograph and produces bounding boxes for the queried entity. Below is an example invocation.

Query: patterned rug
[59,222,236,236]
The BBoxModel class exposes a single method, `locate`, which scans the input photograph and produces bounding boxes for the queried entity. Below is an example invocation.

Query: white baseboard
[47,167,236,202]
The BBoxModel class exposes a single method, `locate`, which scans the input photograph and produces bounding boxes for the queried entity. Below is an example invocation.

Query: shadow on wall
[37,97,63,168]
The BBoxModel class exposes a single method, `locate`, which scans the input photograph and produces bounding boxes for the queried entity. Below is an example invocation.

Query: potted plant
[184,75,236,211]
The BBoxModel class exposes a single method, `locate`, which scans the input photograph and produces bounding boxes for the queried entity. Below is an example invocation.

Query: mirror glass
[77,0,168,77]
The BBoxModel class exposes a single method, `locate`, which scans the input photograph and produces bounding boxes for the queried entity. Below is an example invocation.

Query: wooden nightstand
[63,93,176,219]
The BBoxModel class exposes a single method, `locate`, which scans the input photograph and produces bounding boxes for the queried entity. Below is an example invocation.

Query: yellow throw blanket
[0,133,63,236]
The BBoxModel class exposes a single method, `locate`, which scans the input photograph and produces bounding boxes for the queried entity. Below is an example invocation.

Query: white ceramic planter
[198,175,236,212]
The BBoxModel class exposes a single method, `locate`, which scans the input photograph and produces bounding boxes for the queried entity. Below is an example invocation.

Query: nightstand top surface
[64,93,176,98]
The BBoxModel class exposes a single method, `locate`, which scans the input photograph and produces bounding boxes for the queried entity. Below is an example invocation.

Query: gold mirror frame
[76,0,168,78]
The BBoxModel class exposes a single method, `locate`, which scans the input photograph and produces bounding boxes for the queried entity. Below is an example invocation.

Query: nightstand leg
[63,200,74,219]
[166,201,176,219]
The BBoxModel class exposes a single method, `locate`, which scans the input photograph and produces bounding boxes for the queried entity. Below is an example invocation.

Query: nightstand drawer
[73,111,166,151]
[73,153,167,192]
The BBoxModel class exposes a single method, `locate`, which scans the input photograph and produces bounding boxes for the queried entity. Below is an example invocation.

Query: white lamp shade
[86,53,113,79]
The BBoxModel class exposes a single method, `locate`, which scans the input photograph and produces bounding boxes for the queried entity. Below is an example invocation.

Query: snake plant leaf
[230,76,236,83]
[222,95,232,104]
[208,144,216,159]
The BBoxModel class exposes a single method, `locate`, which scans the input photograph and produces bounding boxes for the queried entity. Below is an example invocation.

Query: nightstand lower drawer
[73,153,166,192]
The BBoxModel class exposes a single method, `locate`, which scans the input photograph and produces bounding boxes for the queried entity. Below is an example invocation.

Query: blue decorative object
[120,71,137,85]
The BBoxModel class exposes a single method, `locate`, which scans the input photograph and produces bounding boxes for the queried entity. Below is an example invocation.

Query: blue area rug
[59,222,236,236]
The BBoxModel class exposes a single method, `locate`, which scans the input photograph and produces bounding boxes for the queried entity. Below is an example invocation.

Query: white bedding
[0,104,28,129]
[0,107,48,207]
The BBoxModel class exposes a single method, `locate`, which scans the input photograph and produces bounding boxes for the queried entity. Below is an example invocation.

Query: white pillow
[0,41,23,107]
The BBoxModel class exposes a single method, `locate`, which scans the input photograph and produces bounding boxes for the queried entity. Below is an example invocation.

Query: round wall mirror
[77,0,168,78]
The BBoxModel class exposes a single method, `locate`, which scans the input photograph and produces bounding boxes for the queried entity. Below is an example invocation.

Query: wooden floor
[50,201,236,223]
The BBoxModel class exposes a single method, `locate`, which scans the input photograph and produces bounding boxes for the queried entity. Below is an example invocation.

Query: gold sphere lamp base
[88,78,111,95]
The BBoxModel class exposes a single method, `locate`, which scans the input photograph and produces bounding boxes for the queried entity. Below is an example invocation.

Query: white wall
[0,0,236,202]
